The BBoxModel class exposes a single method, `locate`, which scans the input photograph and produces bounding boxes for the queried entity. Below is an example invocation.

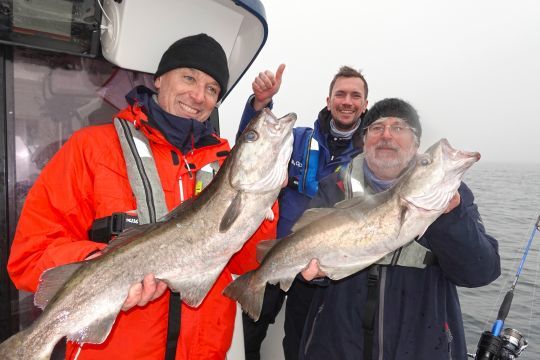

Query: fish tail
[223,271,266,321]
[0,327,50,360]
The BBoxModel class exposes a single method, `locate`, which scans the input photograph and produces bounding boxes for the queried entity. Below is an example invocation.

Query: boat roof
[100,0,268,102]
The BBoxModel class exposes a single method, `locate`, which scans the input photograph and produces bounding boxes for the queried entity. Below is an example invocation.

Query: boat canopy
[100,0,268,101]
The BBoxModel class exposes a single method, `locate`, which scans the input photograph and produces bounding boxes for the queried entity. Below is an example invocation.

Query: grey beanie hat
[155,33,229,100]
[362,98,422,139]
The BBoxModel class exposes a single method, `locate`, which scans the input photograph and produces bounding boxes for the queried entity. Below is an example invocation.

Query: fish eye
[244,130,259,142]
[420,157,432,166]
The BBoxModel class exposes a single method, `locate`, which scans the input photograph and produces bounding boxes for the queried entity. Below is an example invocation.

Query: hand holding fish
[443,192,461,214]
[121,274,168,311]
[301,258,327,281]
[252,64,285,111]
[298,192,460,283]
[85,251,168,311]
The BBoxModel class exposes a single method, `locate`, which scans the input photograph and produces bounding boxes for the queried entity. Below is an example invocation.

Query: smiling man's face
[326,76,368,130]
[154,67,220,122]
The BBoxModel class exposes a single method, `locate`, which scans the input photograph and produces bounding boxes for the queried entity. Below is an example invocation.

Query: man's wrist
[251,95,272,111]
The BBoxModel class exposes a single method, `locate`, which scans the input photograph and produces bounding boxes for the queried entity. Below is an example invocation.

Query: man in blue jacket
[236,64,369,360]
[299,98,501,360]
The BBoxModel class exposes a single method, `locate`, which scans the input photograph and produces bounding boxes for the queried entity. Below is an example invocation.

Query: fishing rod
[471,214,540,359]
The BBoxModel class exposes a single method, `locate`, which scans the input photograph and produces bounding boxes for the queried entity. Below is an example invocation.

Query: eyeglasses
[365,123,415,137]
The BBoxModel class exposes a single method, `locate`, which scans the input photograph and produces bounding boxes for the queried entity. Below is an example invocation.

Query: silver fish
[224,138,480,321]
[0,108,296,360]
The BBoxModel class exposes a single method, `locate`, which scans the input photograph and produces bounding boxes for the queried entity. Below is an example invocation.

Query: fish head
[229,108,296,193]
[400,138,480,212]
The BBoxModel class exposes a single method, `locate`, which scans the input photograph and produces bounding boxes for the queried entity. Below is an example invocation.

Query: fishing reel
[473,328,528,359]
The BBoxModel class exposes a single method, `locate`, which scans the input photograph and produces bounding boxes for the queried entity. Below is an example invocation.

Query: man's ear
[154,76,161,90]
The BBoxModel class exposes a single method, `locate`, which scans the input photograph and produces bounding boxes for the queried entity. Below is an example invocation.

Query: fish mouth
[404,139,480,213]
[262,108,296,161]
[254,113,295,191]
[439,138,480,171]
[263,108,296,136]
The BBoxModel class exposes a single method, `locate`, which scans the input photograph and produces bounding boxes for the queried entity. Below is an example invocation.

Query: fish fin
[278,277,295,292]
[157,198,195,222]
[167,268,222,307]
[335,191,391,211]
[34,262,85,309]
[399,202,409,225]
[67,312,118,345]
[219,192,243,232]
[396,200,431,241]
[334,196,368,209]
[256,239,279,263]
[325,261,375,281]
[291,208,335,232]
[223,272,265,321]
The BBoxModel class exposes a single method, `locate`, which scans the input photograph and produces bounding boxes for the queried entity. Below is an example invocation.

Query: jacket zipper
[178,153,194,204]
[304,304,324,356]
[377,267,387,360]
[179,176,184,203]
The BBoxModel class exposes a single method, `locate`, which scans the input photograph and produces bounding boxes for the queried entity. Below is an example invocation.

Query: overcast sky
[219,0,540,164]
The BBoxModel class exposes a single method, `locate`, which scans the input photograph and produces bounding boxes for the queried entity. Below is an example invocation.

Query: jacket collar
[315,107,365,150]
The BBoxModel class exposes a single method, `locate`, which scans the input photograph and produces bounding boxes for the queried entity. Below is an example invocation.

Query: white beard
[365,140,418,178]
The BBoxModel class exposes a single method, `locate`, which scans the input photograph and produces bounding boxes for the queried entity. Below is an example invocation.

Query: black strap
[362,265,380,360]
[88,213,139,243]
[165,292,182,360]
[423,250,438,265]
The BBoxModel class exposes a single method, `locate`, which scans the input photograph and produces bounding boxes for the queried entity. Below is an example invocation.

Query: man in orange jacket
[8,33,277,360]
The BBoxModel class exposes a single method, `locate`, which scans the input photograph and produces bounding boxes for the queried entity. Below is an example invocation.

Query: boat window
[10,48,153,357]
[13,47,154,216]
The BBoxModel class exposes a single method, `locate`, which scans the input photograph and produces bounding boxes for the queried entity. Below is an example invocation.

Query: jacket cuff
[295,272,330,287]
[248,94,274,111]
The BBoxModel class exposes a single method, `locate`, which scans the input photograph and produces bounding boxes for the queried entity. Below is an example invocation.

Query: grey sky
[220,0,540,164]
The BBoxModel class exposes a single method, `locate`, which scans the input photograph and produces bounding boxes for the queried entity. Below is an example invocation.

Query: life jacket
[113,117,222,359]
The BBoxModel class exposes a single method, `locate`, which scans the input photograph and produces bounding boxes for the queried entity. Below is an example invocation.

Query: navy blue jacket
[298,180,501,360]
[237,97,363,237]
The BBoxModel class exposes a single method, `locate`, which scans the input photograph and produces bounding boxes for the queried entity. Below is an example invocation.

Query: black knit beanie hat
[362,98,422,139]
[155,33,229,100]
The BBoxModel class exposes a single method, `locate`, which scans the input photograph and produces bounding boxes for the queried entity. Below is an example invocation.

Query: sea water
[460,161,540,359]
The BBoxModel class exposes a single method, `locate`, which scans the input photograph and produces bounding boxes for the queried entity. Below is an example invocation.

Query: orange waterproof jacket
[8,102,278,360]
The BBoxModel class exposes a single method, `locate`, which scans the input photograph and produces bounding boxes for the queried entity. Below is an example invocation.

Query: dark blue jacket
[237,97,363,237]
[298,181,501,360]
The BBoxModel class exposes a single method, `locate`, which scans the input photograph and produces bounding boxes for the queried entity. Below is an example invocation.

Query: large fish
[0,108,296,360]
[224,138,480,321]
